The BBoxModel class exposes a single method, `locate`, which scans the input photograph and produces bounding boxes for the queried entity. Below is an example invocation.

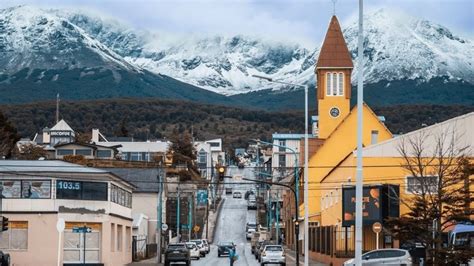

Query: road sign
[372,222,382,233]
[193,225,200,233]
[197,189,208,205]
[56,218,65,233]
[72,226,92,233]
[161,223,168,231]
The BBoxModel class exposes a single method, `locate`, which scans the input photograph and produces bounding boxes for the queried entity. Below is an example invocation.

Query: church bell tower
[315,15,353,139]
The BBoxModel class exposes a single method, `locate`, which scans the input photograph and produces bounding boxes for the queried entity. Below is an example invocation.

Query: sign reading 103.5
[57,180,81,190]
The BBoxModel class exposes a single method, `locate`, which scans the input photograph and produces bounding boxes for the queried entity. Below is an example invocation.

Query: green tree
[0,111,20,158]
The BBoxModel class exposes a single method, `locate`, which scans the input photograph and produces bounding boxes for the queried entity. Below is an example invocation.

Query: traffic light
[217,165,226,181]
[1,216,8,232]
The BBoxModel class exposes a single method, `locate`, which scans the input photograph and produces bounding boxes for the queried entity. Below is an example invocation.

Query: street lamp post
[355,0,365,264]
[252,75,310,265]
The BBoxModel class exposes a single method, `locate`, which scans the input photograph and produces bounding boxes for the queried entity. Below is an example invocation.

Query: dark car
[164,243,191,266]
[0,252,10,266]
[217,242,236,257]
[226,187,233,195]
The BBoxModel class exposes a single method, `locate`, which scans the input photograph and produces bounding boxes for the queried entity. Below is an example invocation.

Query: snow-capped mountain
[343,8,474,85]
[61,7,473,95]
[0,5,472,100]
[0,5,140,77]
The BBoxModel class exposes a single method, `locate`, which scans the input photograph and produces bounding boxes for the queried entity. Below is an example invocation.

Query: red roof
[316,16,353,69]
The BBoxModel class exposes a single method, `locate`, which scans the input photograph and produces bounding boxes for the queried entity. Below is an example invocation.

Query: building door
[63,223,101,264]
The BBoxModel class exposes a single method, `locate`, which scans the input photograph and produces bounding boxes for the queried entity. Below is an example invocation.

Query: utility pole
[355,0,365,264]
[188,195,192,241]
[56,93,60,124]
[276,190,280,244]
[157,164,164,263]
[206,186,210,239]
[177,185,181,242]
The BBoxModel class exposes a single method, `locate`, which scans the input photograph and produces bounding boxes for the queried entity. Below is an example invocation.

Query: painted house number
[57,181,81,190]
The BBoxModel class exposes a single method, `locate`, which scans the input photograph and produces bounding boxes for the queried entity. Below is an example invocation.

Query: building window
[209,142,220,147]
[371,130,379,145]
[326,72,344,96]
[111,184,132,208]
[406,176,438,194]
[56,180,108,201]
[0,221,28,250]
[111,223,115,252]
[97,150,112,158]
[75,149,92,156]
[278,140,286,152]
[0,180,51,199]
[117,225,123,252]
[198,150,207,164]
[130,152,141,161]
[126,227,132,252]
[57,149,74,156]
[278,154,286,168]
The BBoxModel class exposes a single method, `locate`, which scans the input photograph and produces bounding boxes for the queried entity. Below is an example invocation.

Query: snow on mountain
[0,5,140,79]
[0,5,472,96]
[343,8,474,85]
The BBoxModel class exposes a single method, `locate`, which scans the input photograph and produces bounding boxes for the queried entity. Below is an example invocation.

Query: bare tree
[387,126,473,264]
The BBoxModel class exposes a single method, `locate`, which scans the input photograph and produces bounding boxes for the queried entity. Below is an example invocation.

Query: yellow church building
[299,14,474,266]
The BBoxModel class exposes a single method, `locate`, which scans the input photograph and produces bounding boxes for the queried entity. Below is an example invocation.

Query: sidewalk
[127,256,161,266]
[284,247,328,266]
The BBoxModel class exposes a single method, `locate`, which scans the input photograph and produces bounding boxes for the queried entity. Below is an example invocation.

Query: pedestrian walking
[227,246,238,266]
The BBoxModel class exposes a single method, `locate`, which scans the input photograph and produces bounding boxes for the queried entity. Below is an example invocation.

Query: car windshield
[185,244,196,249]
[191,240,202,244]
[265,246,283,252]
[220,242,234,246]
[168,244,185,250]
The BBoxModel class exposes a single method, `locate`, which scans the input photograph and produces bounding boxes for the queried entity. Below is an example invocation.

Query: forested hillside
[1,98,472,150]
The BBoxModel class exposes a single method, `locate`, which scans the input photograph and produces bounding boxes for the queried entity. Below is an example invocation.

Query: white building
[0,160,134,266]
[271,133,306,181]
[194,142,212,180]
[91,129,169,162]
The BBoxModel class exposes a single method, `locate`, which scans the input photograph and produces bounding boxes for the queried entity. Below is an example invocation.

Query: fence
[132,236,157,261]
[308,225,356,258]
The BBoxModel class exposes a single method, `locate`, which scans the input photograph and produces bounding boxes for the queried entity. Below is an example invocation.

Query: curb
[209,197,225,244]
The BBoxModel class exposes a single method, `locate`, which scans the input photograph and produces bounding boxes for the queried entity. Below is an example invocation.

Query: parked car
[190,239,206,257]
[201,239,210,254]
[256,240,272,261]
[233,191,242,198]
[246,228,256,240]
[245,190,255,200]
[217,242,236,257]
[185,242,200,260]
[247,197,257,210]
[164,243,190,266]
[0,251,10,266]
[246,221,257,231]
[343,248,413,265]
[226,187,233,195]
[260,245,286,265]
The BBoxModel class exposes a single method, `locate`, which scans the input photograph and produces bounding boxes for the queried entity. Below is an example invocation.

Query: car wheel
[218,253,220,257]
[164,260,169,266]
[260,263,265,266]
[281,263,286,266]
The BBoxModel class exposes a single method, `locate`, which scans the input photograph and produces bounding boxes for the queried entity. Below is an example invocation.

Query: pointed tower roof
[316,16,353,69]
[51,119,74,131]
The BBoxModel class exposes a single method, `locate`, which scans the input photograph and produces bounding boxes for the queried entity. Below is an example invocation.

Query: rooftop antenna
[55,93,60,124]
[332,0,337,15]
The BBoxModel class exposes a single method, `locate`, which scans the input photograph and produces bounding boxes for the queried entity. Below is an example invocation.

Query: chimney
[92,129,100,143]
[42,127,50,144]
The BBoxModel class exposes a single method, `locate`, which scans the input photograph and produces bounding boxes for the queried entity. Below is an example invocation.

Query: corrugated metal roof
[97,141,169,153]
[104,168,160,193]
[0,160,108,173]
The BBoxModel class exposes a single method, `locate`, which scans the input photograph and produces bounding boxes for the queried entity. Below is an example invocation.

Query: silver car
[260,245,286,265]
[343,248,413,265]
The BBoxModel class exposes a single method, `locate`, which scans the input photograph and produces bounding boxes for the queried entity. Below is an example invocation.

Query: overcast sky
[2,0,473,47]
